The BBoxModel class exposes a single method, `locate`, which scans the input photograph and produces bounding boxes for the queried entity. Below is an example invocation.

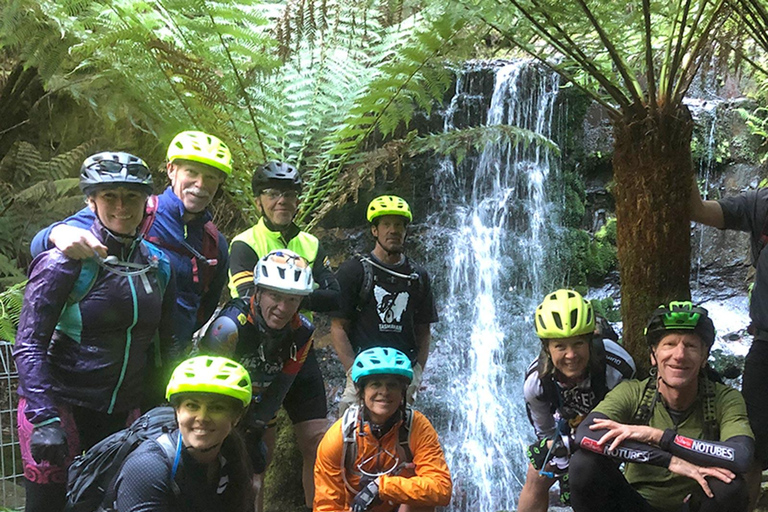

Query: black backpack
[65,406,180,512]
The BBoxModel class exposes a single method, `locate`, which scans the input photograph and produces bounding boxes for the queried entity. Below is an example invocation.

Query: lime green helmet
[535,289,595,339]
[166,356,252,407]
[167,130,232,176]
[366,195,413,223]
[644,301,716,349]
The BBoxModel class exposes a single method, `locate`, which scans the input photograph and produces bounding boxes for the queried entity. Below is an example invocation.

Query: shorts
[282,347,328,424]
[18,398,139,485]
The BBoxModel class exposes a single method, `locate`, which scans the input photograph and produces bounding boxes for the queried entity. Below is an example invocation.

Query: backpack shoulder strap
[632,377,658,425]
[400,406,414,463]
[701,377,720,440]
[156,432,182,498]
[138,195,159,237]
[341,405,361,492]
[356,255,374,312]
[140,241,171,293]
[68,258,99,304]
[590,337,608,403]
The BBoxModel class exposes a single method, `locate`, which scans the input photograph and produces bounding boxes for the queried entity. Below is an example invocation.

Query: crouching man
[570,302,753,512]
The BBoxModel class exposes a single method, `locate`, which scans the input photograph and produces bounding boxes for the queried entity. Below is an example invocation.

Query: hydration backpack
[340,404,413,491]
[355,255,424,312]
[64,407,180,512]
[142,195,221,303]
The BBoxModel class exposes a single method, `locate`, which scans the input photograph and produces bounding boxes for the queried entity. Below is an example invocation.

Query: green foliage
[560,168,586,229]
[0,139,95,288]
[0,281,25,343]
[591,296,621,323]
[467,0,728,118]
[559,224,618,289]
[736,107,768,164]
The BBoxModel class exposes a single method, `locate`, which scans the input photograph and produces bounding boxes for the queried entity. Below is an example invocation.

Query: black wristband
[659,428,677,451]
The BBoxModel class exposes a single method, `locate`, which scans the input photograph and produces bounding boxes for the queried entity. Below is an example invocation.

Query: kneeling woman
[314,348,452,512]
[115,356,255,511]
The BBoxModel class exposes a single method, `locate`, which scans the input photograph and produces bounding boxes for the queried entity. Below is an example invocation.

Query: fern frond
[0,280,26,343]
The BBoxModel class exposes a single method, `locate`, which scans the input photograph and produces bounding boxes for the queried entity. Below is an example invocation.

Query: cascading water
[687,100,721,290]
[421,61,562,511]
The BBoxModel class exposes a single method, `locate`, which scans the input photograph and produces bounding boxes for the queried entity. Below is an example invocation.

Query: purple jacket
[14,220,176,425]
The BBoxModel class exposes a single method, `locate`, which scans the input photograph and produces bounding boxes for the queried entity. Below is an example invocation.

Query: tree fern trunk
[612,103,694,375]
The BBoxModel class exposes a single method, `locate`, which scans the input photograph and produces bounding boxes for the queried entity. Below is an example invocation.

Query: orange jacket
[314,409,452,512]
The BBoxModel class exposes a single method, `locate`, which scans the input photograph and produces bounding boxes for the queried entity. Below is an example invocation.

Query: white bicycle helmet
[254,249,314,296]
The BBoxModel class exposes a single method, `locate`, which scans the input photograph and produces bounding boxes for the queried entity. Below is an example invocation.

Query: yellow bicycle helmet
[167,130,233,176]
[366,195,413,223]
[534,289,595,339]
[166,356,252,407]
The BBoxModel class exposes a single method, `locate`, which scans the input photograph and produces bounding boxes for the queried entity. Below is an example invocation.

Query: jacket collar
[257,217,301,242]
[160,186,213,226]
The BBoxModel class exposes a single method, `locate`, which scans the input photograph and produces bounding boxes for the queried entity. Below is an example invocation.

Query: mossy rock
[263,410,306,512]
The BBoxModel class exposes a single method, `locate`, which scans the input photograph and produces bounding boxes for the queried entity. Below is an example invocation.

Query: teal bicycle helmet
[644,301,716,349]
[351,347,413,384]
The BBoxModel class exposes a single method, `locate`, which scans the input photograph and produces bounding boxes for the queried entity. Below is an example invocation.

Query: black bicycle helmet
[644,301,716,349]
[79,152,153,196]
[251,161,302,196]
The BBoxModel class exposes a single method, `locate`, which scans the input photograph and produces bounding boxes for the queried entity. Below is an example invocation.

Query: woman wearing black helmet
[14,152,177,512]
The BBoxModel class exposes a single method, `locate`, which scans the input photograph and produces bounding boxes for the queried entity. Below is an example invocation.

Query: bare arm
[690,179,725,228]
[330,318,356,371]
[414,323,431,368]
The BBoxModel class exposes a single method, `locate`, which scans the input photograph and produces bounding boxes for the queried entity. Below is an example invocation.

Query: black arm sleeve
[304,243,340,312]
[229,240,259,298]
[660,430,754,474]
[575,412,673,468]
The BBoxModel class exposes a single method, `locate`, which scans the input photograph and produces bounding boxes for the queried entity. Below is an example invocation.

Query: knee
[295,419,329,456]
[568,450,599,492]
[706,474,749,512]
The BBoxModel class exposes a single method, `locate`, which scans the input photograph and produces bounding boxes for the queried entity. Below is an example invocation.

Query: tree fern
[0,280,25,343]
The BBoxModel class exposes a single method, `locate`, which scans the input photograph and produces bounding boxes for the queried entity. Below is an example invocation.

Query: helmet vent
[570,310,579,330]
[552,312,563,330]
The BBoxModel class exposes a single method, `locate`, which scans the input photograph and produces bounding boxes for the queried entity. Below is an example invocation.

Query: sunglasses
[261,188,299,200]
[90,160,151,180]
[268,250,309,269]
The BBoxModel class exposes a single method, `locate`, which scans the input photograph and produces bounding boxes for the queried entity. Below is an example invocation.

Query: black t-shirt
[331,254,438,360]
[719,189,768,331]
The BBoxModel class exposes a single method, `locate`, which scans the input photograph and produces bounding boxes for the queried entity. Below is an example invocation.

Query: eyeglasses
[90,160,151,180]
[261,188,299,200]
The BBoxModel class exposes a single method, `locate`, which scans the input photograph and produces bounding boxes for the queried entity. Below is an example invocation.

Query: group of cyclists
[13,126,768,512]
[13,130,449,512]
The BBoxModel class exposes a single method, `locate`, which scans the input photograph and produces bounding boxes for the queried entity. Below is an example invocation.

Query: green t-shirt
[593,378,753,512]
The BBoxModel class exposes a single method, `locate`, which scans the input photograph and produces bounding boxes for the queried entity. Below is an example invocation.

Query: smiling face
[371,215,407,255]
[175,393,241,464]
[167,160,224,213]
[651,332,707,392]
[88,187,148,236]
[546,335,591,384]
[256,288,303,330]
[362,375,407,424]
[255,187,300,228]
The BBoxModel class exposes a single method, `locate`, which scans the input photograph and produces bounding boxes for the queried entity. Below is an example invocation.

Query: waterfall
[688,99,721,290]
[421,61,561,512]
